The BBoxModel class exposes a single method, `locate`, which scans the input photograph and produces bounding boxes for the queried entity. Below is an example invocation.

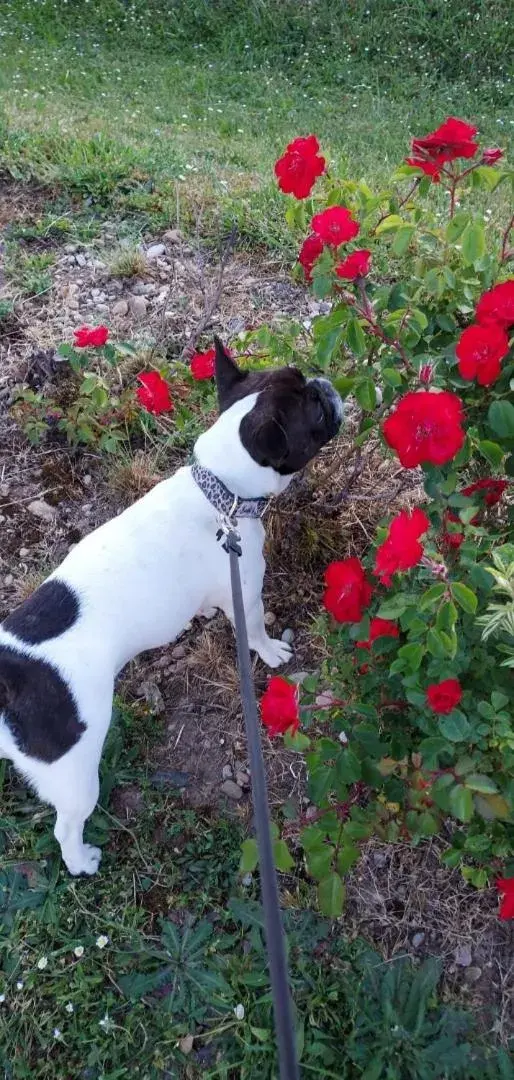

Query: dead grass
[106,448,166,500]
[108,247,149,279]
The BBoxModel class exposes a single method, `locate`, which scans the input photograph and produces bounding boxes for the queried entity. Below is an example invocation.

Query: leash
[217,514,301,1080]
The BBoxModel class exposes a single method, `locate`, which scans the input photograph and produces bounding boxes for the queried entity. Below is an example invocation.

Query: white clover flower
[16,981,23,990]
[65,1003,74,1014]
[96,935,109,950]
[73,946,84,958]
[53,1028,61,1039]
[37,957,48,970]
[234,1004,245,1020]
[0,994,5,1004]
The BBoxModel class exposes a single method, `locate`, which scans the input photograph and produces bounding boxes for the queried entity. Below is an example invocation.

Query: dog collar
[191,463,269,520]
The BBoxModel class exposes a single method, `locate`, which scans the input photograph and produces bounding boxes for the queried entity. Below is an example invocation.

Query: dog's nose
[309,377,344,429]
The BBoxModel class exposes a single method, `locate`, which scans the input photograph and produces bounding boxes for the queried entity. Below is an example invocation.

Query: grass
[1,700,510,1079]
[0,1,512,251]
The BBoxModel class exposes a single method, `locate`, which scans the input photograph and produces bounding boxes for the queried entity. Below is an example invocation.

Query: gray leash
[218,515,300,1080]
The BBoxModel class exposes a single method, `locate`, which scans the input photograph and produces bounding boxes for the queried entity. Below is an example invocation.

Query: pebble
[281,628,294,644]
[27,499,58,522]
[92,259,106,270]
[163,229,182,244]
[4,574,13,586]
[454,945,472,968]
[83,475,92,487]
[64,243,78,254]
[412,932,425,948]
[96,304,109,313]
[19,547,30,557]
[68,282,80,296]
[464,966,482,983]
[264,612,276,627]
[222,764,233,781]
[129,295,148,318]
[171,644,186,660]
[137,680,165,714]
[235,770,250,789]
[220,779,243,801]
[290,671,309,685]
[146,243,166,261]
[131,282,155,297]
[68,299,79,311]
[112,299,129,317]
[75,253,87,267]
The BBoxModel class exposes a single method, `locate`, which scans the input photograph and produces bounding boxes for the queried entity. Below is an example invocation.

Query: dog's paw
[255,637,293,669]
[65,844,102,876]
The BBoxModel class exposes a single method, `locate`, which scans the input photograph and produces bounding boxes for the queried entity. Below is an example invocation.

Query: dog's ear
[214,337,245,410]
[240,409,289,469]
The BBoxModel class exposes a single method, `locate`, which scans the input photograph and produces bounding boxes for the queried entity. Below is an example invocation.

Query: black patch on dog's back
[4,580,79,645]
[0,645,85,763]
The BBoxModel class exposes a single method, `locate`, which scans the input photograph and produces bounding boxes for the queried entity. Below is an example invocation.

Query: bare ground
[1,181,512,1042]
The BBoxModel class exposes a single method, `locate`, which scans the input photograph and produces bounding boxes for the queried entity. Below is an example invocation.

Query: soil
[1,181,512,1041]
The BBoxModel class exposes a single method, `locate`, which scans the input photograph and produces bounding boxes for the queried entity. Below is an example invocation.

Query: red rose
[426,678,462,715]
[357,617,399,650]
[73,325,109,348]
[136,371,173,415]
[442,510,464,550]
[410,117,479,164]
[261,676,300,737]
[419,364,433,385]
[274,135,326,199]
[190,348,216,380]
[475,279,514,330]
[383,390,465,469]
[374,508,430,586]
[461,477,508,507]
[456,322,510,386]
[311,206,360,247]
[482,147,504,166]
[298,234,325,282]
[496,878,514,920]
[405,157,442,183]
[323,557,372,623]
[335,249,371,280]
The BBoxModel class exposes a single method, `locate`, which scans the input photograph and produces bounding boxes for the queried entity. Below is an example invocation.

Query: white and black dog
[0,340,342,875]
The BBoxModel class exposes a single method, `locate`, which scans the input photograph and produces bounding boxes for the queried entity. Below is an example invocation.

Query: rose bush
[254,119,514,916]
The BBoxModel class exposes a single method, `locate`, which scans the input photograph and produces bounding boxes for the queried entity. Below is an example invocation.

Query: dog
[0,340,343,875]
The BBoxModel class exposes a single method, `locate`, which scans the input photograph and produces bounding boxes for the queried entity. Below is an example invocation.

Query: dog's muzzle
[309,377,344,436]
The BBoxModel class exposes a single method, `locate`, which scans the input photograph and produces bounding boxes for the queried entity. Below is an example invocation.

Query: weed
[109,246,149,279]
[5,245,55,297]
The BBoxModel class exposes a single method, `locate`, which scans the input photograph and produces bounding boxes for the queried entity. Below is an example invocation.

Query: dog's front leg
[243,594,293,668]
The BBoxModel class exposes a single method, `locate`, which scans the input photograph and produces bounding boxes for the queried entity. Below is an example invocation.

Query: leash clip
[216,511,242,556]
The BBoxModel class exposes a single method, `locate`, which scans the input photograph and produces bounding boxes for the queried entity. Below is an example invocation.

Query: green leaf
[451,582,478,615]
[355,378,376,411]
[283,729,310,752]
[382,367,403,388]
[446,210,471,243]
[377,595,412,619]
[465,774,498,794]
[488,400,514,438]
[333,375,356,398]
[439,713,472,743]
[391,224,415,256]
[397,643,424,671]
[419,583,445,610]
[336,845,360,875]
[449,784,474,822]
[239,839,259,873]
[419,737,451,768]
[375,214,403,235]
[307,846,334,881]
[492,691,509,710]
[318,873,346,917]
[336,749,362,784]
[346,317,367,357]
[478,439,505,468]
[427,628,453,658]
[273,839,295,873]
[301,825,324,852]
[461,220,485,265]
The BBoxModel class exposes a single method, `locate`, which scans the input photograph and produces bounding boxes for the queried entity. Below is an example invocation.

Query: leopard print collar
[191,463,269,520]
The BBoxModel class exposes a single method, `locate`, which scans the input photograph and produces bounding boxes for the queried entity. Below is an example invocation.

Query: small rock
[0,483,10,497]
[19,547,30,557]
[27,499,58,523]
[464,966,482,983]
[151,769,190,789]
[171,644,186,660]
[222,764,233,781]
[83,475,92,487]
[163,229,182,244]
[281,628,294,644]
[4,574,13,586]
[64,243,78,254]
[412,932,425,949]
[131,282,155,297]
[96,303,109,313]
[146,243,166,261]
[290,671,310,685]
[137,680,165,714]
[264,612,276,627]
[220,780,243,801]
[178,1034,194,1056]
[129,295,148,318]
[454,945,472,968]
[68,299,79,311]
[241,873,253,887]
[92,259,106,270]
[235,770,250,789]
[68,282,80,296]
[75,253,87,267]
[112,299,129,317]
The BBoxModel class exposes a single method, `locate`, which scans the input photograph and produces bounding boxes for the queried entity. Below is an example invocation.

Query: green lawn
[1,0,512,251]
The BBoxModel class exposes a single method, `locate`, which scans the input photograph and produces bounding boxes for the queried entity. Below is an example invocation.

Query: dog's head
[213,337,343,476]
